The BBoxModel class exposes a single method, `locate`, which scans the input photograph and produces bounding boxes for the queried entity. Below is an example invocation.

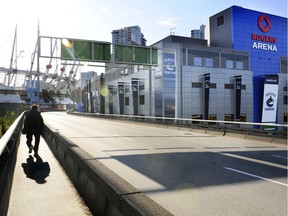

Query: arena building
[88,6,287,125]
[209,6,287,124]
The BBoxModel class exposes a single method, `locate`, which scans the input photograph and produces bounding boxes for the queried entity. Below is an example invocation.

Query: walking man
[23,104,44,156]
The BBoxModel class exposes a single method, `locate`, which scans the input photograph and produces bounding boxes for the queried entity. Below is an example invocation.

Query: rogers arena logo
[258,15,271,32]
[251,15,277,52]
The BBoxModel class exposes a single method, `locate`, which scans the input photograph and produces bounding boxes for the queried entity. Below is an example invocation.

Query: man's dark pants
[26,132,40,153]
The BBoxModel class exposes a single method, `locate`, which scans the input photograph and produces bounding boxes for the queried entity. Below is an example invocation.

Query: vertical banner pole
[203,73,210,120]
[235,75,242,121]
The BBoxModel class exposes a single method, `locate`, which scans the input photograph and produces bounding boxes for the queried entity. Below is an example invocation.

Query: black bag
[22,127,27,134]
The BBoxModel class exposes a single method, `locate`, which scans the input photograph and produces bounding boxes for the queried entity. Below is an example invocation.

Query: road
[42,112,288,216]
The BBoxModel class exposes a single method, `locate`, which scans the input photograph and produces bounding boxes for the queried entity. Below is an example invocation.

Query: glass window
[240,114,247,122]
[192,114,202,124]
[281,58,288,74]
[225,114,234,121]
[208,114,217,120]
[226,60,233,69]
[208,114,217,125]
[210,83,216,88]
[139,95,145,105]
[225,84,234,89]
[217,16,224,27]
[192,82,203,88]
[194,57,202,66]
[125,97,129,105]
[236,61,243,70]
[205,58,213,67]
[139,84,145,90]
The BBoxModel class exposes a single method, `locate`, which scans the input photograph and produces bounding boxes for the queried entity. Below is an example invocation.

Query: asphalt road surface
[42,112,287,216]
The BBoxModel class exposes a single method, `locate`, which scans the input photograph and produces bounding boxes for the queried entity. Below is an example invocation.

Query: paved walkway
[8,134,92,216]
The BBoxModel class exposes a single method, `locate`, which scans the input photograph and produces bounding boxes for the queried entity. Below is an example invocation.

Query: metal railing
[69,112,288,141]
[0,112,25,156]
[0,112,25,216]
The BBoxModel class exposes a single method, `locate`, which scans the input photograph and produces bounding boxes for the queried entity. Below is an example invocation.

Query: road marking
[272,155,287,159]
[113,134,135,141]
[224,167,288,187]
[221,153,288,170]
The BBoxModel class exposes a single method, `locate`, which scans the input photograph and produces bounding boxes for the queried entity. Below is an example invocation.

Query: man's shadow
[21,155,50,184]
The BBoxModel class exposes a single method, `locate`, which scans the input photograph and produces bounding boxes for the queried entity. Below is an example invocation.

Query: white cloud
[156,16,181,26]
[98,7,112,14]
[121,11,141,16]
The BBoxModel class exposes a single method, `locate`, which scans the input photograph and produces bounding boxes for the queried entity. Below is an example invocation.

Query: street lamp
[62,38,72,48]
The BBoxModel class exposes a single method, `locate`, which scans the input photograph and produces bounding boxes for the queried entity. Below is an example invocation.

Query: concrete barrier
[43,124,173,216]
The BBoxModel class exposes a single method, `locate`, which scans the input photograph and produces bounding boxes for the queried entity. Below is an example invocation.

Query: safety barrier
[69,112,288,144]
[0,112,25,216]
[43,124,173,216]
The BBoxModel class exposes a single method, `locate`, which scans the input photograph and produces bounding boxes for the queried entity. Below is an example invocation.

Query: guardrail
[0,112,25,156]
[68,112,288,143]
[0,112,25,216]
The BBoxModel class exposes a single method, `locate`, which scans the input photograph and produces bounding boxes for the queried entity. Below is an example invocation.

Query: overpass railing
[69,112,288,142]
[0,111,25,216]
[0,112,25,156]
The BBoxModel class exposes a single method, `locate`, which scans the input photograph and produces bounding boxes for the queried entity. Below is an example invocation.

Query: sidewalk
[8,134,92,216]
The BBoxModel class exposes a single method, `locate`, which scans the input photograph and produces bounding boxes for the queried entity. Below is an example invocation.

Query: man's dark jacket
[24,110,44,134]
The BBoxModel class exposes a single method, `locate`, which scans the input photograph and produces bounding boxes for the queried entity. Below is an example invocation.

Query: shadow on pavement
[21,155,50,184]
[111,150,287,190]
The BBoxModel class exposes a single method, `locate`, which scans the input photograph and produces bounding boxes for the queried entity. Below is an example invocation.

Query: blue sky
[0,0,287,71]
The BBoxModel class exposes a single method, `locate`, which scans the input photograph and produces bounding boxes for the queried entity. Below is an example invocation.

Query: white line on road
[272,155,287,159]
[113,134,135,141]
[224,167,288,187]
[221,153,287,170]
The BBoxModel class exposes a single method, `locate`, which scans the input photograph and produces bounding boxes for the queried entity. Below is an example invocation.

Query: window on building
[281,57,288,74]
[284,113,287,123]
[225,114,234,121]
[194,57,202,66]
[205,58,213,67]
[192,82,203,88]
[139,84,145,90]
[284,95,287,105]
[226,60,234,69]
[221,52,249,70]
[236,61,243,70]
[125,97,129,105]
[139,95,145,105]
[187,49,219,67]
[210,83,216,88]
[225,84,234,89]
[240,114,247,122]
[192,114,202,124]
[217,16,224,27]
[208,114,217,124]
